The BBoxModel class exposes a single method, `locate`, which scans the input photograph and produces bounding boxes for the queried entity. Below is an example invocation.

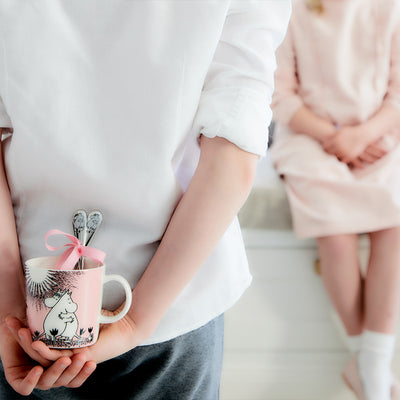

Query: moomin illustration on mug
[25,255,132,349]
[26,263,101,348]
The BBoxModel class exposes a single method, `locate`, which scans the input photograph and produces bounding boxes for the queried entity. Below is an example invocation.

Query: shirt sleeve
[383,4,400,112]
[0,94,12,128]
[192,0,291,156]
[271,23,304,126]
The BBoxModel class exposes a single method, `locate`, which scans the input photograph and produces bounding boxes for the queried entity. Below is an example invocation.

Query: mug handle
[98,275,133,324]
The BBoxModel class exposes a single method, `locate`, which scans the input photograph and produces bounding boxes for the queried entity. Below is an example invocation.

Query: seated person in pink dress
[270,0,400,399]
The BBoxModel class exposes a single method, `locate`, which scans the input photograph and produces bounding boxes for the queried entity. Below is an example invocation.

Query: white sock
[358,330,395,400]
[347,334,362,354]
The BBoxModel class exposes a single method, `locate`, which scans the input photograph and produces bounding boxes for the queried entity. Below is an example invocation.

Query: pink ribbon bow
[45,229,106,270]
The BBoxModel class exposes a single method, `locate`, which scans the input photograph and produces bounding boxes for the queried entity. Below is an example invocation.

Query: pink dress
[270,0,400,239]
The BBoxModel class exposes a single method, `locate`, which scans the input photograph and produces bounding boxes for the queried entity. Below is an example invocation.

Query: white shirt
[0,0,290,344]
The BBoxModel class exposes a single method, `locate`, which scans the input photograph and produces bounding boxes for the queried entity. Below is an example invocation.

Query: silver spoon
[81,211,103,269]
[72,210,87,269]
[85,210,103,247]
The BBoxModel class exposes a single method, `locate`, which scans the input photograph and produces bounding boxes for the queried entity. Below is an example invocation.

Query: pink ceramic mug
[25,256,132,349]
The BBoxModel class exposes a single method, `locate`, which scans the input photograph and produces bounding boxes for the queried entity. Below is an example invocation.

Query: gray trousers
[0,314,224,400]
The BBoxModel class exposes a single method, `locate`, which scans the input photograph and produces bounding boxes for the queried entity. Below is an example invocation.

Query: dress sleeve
[383,5,400,112]
[271,23,304,125]
[0,94,12,128]
[192,0,291,156]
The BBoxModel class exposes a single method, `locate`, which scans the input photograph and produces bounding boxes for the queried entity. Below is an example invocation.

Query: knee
[317,234,357,256]
[370,226,400,245]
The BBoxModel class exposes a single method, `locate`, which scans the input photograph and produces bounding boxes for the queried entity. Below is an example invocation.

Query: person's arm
[381,3,400,117]
[127,135,258,339]
[0,129,47,394]
[288,106,337,143]
[361,105,400,145]
[271,21,337,143]
[0,129,26,328]
[271,22,303,127]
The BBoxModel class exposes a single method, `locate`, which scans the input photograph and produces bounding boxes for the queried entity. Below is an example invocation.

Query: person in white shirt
[0,1,291,398]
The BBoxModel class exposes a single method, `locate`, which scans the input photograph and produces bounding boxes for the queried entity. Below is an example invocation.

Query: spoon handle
[81,210,103,269]
[72,209,87,269]
[86,210,103,246]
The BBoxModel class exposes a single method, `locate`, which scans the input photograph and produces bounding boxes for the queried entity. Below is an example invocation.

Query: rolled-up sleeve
[0,94,12,128]
[193,0,291,156]
[271,24,304,125]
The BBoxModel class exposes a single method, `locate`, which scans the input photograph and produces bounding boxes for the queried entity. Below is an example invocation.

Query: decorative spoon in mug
[85,210,103,247]
[72,210,87,269]
[82,210,103,269]
[72,210,103,269]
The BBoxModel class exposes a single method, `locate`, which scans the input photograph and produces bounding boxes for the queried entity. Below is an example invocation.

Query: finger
[336,156,344,163]
[322,133,338,147]
[365,145,387,158]
[52,353,91,388]
[350,158,365,169]
[324,147,339,157]
[6,317,52,367]
[358,152,377,163]
[322,141,335,152]
[341,153,358,164]
[31,338,74,362]
[321,142,330,151]
[16,328,53,367]
[7,316,74,364]
[65,361,97,388]
[5,316,27,340]
[36,357,72,391]
[337,153,352,163]
[11,366,43,396]
[329,146,346,159]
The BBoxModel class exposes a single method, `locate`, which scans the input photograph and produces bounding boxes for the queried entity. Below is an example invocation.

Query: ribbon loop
[44,229,106,270]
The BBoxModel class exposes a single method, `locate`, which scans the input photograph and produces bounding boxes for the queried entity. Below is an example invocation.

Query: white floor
[220,229,400,400]
[221,351,355,400]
